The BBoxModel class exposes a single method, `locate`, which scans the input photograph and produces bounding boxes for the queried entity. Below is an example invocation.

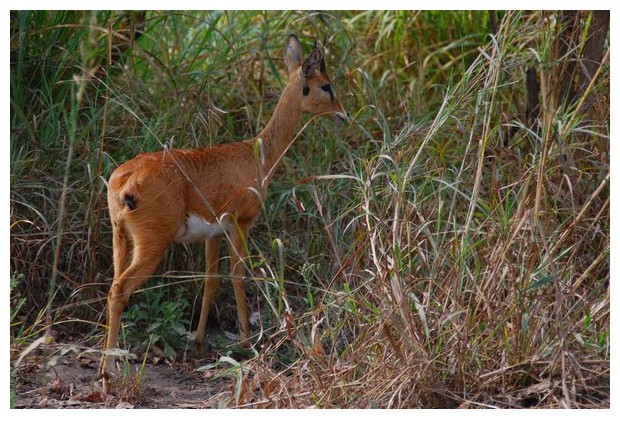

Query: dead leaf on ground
[74,389,105,403]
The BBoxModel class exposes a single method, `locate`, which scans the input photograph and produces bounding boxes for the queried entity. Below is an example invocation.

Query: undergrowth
[10,10,609,408]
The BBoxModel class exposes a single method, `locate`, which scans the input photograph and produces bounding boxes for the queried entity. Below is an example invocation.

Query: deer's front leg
[195,237,222,352]
[228,225,251,347]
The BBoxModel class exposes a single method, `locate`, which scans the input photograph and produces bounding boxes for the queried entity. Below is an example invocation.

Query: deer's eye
[321,84,334,101]
[303,86,310,96]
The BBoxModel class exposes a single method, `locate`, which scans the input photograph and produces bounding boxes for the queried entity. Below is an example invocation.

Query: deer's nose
[332,111,348,123]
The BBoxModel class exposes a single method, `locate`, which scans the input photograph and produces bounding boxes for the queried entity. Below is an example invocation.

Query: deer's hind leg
[101,224,174,392]
[111,218,132,279]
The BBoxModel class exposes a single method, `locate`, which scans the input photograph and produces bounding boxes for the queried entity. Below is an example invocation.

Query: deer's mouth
[331,111,348,123]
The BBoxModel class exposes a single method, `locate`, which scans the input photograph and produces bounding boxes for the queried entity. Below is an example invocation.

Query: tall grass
[10,10,609,408]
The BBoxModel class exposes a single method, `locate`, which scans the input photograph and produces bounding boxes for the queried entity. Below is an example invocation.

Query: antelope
[100,34,347,392]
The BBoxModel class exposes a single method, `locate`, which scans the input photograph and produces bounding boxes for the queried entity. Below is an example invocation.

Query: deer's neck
[256,77,302,184]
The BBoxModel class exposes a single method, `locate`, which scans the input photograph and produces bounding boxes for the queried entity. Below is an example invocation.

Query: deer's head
[284,34,347,123]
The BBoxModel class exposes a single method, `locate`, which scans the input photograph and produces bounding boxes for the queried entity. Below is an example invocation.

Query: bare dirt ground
[12,341,239,409]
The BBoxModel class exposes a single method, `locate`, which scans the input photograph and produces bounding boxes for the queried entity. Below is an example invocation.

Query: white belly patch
[174,213,230,243]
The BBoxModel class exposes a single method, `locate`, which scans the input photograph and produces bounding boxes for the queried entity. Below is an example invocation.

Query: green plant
[122,288,190,361]
[10,275,26,408]
[10,275,26,337]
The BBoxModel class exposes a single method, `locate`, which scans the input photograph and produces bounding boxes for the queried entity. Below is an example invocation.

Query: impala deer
[100,34,347,392]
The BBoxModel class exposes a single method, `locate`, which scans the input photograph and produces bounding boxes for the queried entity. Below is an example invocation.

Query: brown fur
[100,34,346,392]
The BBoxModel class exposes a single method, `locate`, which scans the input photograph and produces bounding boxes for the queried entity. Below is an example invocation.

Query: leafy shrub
[122,288,190,361]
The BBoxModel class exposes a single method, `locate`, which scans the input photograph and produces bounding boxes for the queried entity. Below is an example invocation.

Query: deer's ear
[313,39,327,74]
[302,49,323,78]
[284,34,303,75]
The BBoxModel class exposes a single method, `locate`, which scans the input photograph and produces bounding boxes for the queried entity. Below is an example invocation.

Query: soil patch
[12,344,235,409]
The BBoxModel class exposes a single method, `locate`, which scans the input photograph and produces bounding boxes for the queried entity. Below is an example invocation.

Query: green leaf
[164,343,176,360]
[147,322,162,333]
[527,275,555,292]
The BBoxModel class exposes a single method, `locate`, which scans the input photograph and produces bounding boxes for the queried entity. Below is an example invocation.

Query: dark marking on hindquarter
[123,194,137,210]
